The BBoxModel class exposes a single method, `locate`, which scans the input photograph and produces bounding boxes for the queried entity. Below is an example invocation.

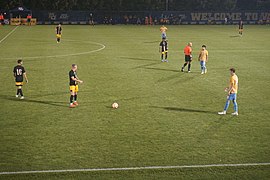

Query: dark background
[1,0,270,11]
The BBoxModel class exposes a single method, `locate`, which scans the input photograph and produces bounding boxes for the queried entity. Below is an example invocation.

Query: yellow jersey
[199,49,208,61]
[230,74,238,94]
[160,26,168,32]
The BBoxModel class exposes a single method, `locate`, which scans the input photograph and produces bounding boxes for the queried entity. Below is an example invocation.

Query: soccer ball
[112,102,119,109]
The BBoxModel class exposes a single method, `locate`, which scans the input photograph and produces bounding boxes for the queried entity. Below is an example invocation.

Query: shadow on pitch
[120,57,157,62]
[230,35,240,38]
[151,106,215,114]
[0,95,67,107]
[144,67,180,73]
[143,40,160,44]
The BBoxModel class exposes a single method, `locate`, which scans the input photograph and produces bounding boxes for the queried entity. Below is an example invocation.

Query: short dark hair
[202,45,206,48]
[72,64,77,68]
[17,59,22,64]
[230,68,236,73]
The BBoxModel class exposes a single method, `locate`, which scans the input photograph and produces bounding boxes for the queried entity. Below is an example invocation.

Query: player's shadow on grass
[120,57,157,62]
[0,95,67,107]
[151,106,215,114]
[143,40,160,44]
[230,35,240,38]
[144,67,180,73]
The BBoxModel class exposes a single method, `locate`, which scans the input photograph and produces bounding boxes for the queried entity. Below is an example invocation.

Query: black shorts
[27,18,31,23]
[185,55,192,62]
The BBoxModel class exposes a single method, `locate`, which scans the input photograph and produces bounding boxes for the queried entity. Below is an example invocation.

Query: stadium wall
[31,11,270,25]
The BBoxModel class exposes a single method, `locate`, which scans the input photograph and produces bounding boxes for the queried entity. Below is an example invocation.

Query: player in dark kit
[13,60,28,99]
[69,64,83,108]
[239,20,244,36]
[159,37,168,62]
[55,24,62,43]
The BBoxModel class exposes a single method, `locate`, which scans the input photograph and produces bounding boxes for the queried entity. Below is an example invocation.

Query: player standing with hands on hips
[69,64,83,108]
[218,68,239,116]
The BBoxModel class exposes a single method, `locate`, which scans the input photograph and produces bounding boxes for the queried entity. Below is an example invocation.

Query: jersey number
[16,69,22,76]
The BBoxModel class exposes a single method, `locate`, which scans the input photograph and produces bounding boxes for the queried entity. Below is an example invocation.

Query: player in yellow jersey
[160,25,168,39]
[198,45,209,74]
[218,68,239,116]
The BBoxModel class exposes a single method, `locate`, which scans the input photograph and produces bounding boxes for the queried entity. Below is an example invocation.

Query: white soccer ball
[112,102,119,109]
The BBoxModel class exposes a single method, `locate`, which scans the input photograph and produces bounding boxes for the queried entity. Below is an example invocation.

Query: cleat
[161,59,165,62]
[181,68,184,72]
[165,60,168,62]
[232,112,239,116]
[73,102,79,106]
[188,71,191,73]
[16,95,19,98]
[69,104,76,108]
[218,111,226,115]
[20,96,24,100]
[201,72,204,75]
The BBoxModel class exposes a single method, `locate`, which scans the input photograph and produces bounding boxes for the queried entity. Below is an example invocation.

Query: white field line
[0,162,269,175]
[0,26,19,44]
[2,41,106,60]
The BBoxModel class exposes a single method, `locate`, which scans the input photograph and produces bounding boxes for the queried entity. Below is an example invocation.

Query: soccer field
[0,25,270,179]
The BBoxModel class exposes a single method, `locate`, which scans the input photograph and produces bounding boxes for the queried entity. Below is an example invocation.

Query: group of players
[159,25,239,116]
[12,23,239,114]
[159,25,209,74]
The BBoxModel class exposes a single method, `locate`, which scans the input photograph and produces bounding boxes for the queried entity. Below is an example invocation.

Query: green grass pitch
[0,25,270,179]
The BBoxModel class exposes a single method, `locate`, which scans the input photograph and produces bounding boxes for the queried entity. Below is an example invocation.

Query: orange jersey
[27,15,32,19]
[0,15,4,20]
[184,46,192,55]
[160,26,168,32]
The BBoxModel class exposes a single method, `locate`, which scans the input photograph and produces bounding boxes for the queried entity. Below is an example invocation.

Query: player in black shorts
[159,37,168,62]
[55,24,62,43]
[239,20,244,36]
[69,64,83,108]
[89,13,94,26]
[13,60,28,99]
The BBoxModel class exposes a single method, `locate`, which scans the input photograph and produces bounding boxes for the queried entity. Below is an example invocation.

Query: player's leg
[231,94,238,115]
[56,34,61,43]
[16,84,20,97]
[69,86,76,108]
[187,61,191,72]
[200,61,204,74]
[161,52,164,62]
[219,94,233,115]
[181,56,188,72]
[165,51,168,62]
[16,82,24,99]
[18,86,24,99]
[73,85,79,106]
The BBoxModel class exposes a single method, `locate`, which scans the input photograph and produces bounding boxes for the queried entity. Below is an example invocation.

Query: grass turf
[0,25,269,179]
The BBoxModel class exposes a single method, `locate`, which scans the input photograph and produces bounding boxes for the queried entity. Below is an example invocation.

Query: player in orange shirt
[0,13,4,25]
[27,14,32,26]
[181,42,193,73]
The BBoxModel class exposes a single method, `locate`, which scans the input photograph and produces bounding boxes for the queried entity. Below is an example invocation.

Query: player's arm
[206,53,208,62]
[225,81,233,95]
[71,76,83,83]
[198,52,201,61]
[23,72,28,83]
